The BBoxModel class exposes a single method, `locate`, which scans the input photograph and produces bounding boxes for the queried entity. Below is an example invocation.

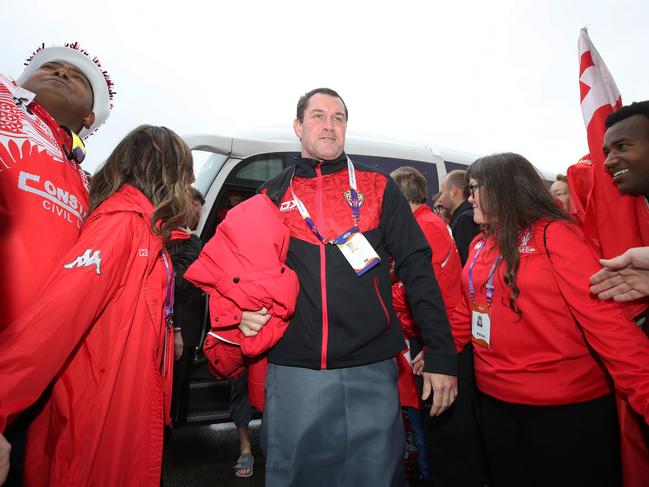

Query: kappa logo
[64,249,102,274]
[279,200,297,213]
[139,249,148,257]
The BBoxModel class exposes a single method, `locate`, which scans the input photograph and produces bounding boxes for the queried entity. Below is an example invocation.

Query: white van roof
[184,126,478,165]
[184,126,556,180]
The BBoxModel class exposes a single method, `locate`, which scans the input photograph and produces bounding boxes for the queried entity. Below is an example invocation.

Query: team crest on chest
[343,189,365,207]
[519,230,536,254]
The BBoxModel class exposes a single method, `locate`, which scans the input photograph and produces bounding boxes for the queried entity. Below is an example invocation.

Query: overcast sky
[2,0,647,175]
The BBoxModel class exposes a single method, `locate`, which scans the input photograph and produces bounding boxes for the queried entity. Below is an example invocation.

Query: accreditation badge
[471,303,491,348]
[332,227,381,276]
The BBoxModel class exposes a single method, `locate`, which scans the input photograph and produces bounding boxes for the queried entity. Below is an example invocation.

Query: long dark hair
[88,125,195,242]
[466,153,569,314]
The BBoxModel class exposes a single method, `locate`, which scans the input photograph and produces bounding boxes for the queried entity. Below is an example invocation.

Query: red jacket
[452,219,649,422]
[184,194,299,410]
[0,73,89,329]
[0,185,173,487]
[393,205,464,408]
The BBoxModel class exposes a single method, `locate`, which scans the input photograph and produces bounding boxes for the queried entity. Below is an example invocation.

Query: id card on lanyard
[290,157,380,276]
[468,240,501,348]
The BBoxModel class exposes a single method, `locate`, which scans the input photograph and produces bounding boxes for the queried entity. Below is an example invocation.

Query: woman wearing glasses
[453,152,649,487]
[0,126,195,487]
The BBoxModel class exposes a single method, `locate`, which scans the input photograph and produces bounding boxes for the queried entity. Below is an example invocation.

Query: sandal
[234,452,254,478]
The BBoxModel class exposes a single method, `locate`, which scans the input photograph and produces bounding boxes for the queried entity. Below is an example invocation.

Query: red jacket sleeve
[0,213,138,431]
[545,221,649,423]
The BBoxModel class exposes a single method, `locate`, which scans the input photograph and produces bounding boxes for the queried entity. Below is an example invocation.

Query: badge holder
[471,303,491,348]
[332,227,380,276]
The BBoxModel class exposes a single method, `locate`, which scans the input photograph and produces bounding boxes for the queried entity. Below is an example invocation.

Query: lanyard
[290,156,361,244]
[161,251,174,327]
[468,240,502,304]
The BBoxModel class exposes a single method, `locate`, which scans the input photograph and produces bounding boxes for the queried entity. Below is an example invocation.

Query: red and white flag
[573,27,649,261]
[574,28,649,487]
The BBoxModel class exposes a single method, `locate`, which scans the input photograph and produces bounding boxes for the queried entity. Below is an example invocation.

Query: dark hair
[605,101,649,128]
[89,125,195,242]
[555,174,568,183]
[445,170,469,199]
[296,88,348,123]
[466,153,569,315]
[390,166,427,204]
[191,187,205,205]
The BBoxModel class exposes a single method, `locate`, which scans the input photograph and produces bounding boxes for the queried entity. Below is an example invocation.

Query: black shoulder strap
[258,166,295,206]
[543,221,555,262]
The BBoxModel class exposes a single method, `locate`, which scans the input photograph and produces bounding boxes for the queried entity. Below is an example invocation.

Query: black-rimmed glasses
[468,183,481,198]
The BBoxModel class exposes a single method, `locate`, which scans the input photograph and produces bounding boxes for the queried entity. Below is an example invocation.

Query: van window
[233,156,284,183]
[444,160,469,174]
[200,152,297,242]
[349,154,440,196]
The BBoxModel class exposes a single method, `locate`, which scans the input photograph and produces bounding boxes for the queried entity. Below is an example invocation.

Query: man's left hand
[422,373,457,417]
[174,331,184,361]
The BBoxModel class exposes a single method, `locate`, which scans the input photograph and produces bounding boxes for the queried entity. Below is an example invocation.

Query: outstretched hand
[590,247,649,302]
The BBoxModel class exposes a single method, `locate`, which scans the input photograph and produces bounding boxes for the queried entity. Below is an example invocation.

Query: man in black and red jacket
[240,88,457,487]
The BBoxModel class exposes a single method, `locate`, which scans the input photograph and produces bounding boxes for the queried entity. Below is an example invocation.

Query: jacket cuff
[423,351,458,376]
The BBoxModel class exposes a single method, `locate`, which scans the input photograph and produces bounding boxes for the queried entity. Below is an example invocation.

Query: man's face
[550,180,570,211]
[293,93,346,161]
[21,60,94,133]
[603,114,649,197]
[438,178,455,212]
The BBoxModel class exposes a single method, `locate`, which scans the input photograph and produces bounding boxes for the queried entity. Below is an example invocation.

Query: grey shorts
[263,359,405,487]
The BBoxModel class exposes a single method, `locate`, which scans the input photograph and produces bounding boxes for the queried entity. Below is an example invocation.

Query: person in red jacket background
[453,152,649,487]
[391,165,485,487]
[0,125,195,487]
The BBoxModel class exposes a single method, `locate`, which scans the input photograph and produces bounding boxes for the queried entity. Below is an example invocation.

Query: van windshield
[194,151,228,196]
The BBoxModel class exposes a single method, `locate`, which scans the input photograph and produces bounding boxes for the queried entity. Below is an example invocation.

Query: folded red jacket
[185,193,299,358]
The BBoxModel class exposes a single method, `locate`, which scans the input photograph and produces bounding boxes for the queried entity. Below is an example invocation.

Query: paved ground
[163,420,265,487]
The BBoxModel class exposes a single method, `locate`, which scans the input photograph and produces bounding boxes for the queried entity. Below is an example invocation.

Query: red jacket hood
[89,184,155,221]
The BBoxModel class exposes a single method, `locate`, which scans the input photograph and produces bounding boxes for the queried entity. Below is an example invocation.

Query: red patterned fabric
[0,73,89,330]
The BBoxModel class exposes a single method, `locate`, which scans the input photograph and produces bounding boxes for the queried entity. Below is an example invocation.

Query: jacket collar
[293,152,348,178]
[91,184,155,219]
[452,200,473,222]
[413,204,433,218]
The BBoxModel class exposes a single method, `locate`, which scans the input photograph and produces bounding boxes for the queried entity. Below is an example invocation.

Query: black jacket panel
[450,200,481,266]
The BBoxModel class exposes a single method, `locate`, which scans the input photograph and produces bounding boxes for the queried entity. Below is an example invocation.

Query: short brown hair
[555,174,568,183]
[446,170,469,199]
[390,166,427,204]
[296,88,348,123]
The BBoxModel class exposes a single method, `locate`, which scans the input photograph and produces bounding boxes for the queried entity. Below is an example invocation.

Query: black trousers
[425,344,485,487]
[229,370,253,428]
[479,392,621,487]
